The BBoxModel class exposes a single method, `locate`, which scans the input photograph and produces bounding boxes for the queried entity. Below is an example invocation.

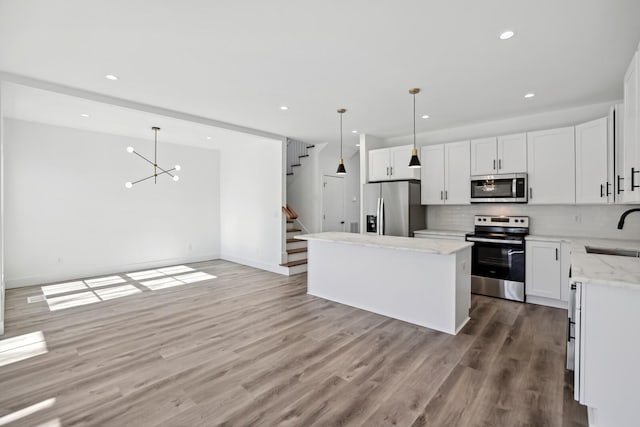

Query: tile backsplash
[427,204,640,240]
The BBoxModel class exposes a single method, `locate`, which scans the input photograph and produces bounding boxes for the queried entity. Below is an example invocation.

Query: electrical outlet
[574,214,582,224]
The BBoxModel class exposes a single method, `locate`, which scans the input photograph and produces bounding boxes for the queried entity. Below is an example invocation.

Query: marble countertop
[569,238,640,290]
[527,235,640,290]
[414,229,470,237]
[295,232,473,255]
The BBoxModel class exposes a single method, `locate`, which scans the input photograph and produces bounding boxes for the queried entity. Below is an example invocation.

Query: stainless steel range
[466,215,529,302]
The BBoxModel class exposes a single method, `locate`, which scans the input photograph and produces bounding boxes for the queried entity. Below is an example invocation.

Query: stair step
[291,164,301,167]
[286,172,293,176]
[307,145,315,148]
[287,247,308,254]
[299,154,309,158]
[280,259,308,267]
[287,220,294,223]
[287,229,302,233]
[287,238,301,243]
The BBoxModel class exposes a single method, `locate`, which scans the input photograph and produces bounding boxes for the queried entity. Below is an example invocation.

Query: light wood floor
[0,260,587,426]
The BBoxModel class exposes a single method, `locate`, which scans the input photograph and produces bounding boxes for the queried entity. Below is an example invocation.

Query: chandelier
[125,127,181,188]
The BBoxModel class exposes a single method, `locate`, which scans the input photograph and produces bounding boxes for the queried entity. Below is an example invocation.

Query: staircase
[286,139,315,176]
[280,206,308,275]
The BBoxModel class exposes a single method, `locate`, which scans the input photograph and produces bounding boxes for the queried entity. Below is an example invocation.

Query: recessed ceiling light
[280,106,289,111]
[356,144,360,147]
[206,136,212,140]
[524,93,536,98]
[80,113,90,117]
[499,30,515,40]
[421,115,430,119]
[104,74,119,81]
[351,130,358,134]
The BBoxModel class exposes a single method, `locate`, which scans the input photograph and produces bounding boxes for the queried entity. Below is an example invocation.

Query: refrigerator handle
[379,197,385,235]
[376,198,381,235]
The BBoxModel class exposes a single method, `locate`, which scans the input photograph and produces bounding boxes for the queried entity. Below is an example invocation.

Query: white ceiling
[1,0,639,146]
[2,83,274,149]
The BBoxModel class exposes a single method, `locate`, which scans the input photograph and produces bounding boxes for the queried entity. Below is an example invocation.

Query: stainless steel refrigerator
[363,180,425,237]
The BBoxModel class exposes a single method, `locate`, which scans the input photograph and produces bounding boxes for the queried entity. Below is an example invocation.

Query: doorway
[322,175,345,232]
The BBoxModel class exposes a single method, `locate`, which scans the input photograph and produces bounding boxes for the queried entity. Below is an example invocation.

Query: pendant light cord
[340,111,343,159]
[413,93,416,149]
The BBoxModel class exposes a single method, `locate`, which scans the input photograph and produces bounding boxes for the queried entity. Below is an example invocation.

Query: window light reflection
[0,331,48,368]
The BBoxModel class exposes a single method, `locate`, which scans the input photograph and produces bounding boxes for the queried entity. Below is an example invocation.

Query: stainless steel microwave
[470,173,528,203]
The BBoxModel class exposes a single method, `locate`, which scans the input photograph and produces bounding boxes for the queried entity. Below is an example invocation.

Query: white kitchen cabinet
[470,134,527,175]
[420,141,470,205]
[420,144,445,204]
[575,117,610,204]
[613,104,626,202]
[526,240,562,300]
[470,137,497,175]
[497,133,527,174]
[368,145,420,182]
[527,127,576,204]
[622,50,640,203]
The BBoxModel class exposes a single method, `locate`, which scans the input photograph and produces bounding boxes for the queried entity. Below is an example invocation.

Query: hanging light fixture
[125,127,181,188]
[408,88,421,168]
[336,108,347,175]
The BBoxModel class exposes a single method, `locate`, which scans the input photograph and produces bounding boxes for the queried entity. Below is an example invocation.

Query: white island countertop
[527,235,640,290]
[296,232,473,255]
[414,229,470,238]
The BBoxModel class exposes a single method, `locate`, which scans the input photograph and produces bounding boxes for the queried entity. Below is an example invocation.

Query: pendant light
[125,127,181,188]
[408,88,421,168]
[336,108,347,175]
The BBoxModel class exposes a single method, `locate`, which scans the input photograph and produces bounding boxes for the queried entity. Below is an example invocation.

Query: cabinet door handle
[498,159,502,170]
[493,159,496,170]
[632,167,639,191]
[440,190,443,200]
[390,166,393,176]
[445,190,448,200]
[529,187,533,200]
[617,175,624,194]
[606,182,612,197]
[386,167,389,176]
[600,184,604,198]
[555,248,559,261]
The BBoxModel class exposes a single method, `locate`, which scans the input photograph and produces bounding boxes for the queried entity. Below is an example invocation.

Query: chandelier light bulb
[175,165,181,171]
[125,182,133,189]
[173,175,180,182]
[126,146,134,153]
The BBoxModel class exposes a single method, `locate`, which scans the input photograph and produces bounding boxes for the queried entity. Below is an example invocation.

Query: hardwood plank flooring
[0,260,587,426]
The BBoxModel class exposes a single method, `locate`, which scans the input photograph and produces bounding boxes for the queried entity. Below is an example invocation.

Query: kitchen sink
[585,246,640,257]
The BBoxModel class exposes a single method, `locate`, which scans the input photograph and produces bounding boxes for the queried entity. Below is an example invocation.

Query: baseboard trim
[526,295,568,310]
[220,254,290,276]
[5,253,221,288]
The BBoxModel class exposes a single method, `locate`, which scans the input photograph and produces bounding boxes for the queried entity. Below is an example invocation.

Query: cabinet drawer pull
[632,167,639,191]
[493,159,496,170]
[390,166,393,176]
[555,248,559,261]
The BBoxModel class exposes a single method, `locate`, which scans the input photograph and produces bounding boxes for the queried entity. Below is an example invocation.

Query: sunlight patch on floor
[0,331,48,368]
[93,284,142,301]
[84,275,126,288]
[46,291,101,311]
[0,397,56,426]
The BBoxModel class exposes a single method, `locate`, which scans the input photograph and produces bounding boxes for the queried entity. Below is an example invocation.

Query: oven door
[468,237,525,282]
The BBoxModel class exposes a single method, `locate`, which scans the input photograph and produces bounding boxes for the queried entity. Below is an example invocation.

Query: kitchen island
[295,232,473,335]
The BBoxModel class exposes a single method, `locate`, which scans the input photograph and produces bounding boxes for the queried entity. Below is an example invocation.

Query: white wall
[4,119,221,287]
[427,204,640,240]
[384,101,617,147]
[287,143,360,233]
[219,137,286,273]
[0,85,4,334]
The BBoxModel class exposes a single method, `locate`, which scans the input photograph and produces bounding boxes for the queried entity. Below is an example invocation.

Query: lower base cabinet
[525,238,570,308]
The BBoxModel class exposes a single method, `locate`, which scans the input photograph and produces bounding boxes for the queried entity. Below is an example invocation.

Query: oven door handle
[466,237,524,245]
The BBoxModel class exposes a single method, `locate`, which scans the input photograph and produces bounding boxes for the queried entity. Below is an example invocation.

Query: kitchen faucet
[617,208,640,229]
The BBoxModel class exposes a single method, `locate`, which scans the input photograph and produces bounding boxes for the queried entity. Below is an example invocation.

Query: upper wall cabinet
[527,127,576,204]
[576,117,611,204]
[470,133,527,175]
[421,141,470,205]
[368,144,420,182]
[622,50,640,203]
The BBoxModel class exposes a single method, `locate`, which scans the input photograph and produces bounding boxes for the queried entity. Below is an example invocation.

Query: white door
[576,117,609,204]
[322,175,345,232]
[525,241,561,299]
[623,51,639,203]
[470,137,497,175]
[420,144,445,205]
[527,127,576,204]
[368,149,390,182]
[497,133,527,174]
[444,141,470,204]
